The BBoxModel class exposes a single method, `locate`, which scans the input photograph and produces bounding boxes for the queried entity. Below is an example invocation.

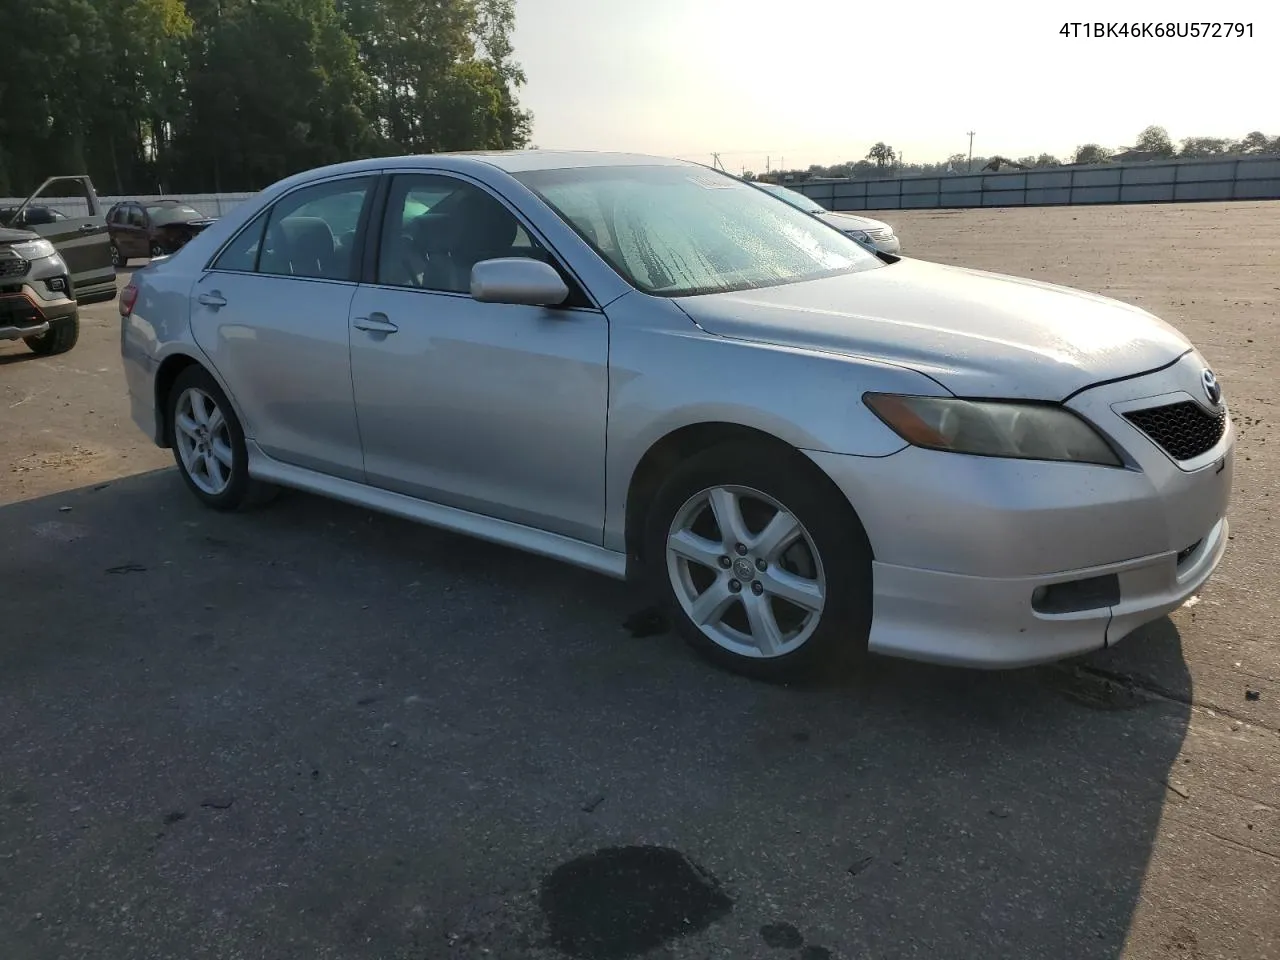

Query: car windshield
[755,182,826,215]
[515,164,879,297]
[147,205,204,225]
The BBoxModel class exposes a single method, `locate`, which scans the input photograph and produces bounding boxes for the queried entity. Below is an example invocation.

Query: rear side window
[209,177,373,280]
[212,210,270,272]
[128,206,146,228]
[259,178,374,281]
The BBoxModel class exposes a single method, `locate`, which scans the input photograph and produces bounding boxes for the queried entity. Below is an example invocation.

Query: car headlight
[864,393,1122,466]
[10,238,57,260]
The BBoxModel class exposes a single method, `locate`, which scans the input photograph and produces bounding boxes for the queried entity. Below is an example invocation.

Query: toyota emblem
[1201,368,1222,406]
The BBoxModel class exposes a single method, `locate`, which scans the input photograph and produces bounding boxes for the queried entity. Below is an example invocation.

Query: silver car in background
[120,152,1232,680]
[752,180,901,254]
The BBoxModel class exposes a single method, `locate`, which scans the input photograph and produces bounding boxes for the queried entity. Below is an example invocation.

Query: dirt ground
[1,202,1277,959]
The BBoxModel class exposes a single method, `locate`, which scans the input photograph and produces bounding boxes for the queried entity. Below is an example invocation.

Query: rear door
[126,204,151,258]
[188,174,376,481]
[15,176,115,302]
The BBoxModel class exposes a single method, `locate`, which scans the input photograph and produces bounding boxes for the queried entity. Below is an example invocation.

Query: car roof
[265,150,695,193]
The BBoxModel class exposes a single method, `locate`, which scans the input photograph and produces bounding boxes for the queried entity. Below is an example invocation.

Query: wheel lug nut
[728,579,741,593]
[751,581,764,596]
[718,555,731,569]
[755,558,767,571]
[735,543,748,556]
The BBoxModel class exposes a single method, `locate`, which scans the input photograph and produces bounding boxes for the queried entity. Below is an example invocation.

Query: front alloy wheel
[666,485,826,659]
[646,442,872,681]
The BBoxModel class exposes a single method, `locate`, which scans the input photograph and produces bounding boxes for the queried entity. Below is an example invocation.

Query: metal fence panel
[1236,178,1280,198]
[1025,187,1072,204]
[1120,183,1175,203]
[1026,170,1072,188]
[1175,180,1234,201]
[787,156,1280,209]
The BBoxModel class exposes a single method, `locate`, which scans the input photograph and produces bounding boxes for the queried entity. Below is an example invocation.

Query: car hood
[160,218,218,231]
[674,258,1192,400]
[0,225,40,244]
[817,212,890,233]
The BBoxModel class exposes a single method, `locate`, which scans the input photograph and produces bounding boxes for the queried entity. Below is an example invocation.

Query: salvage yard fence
[788,156,1280,211]
[5,157,1280,220]
[0,192,256,220]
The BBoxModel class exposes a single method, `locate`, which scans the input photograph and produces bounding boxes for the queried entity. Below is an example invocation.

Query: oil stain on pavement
[539,845,732,958]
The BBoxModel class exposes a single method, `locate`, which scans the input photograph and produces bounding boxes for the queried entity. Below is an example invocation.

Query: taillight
[119,283,139,317]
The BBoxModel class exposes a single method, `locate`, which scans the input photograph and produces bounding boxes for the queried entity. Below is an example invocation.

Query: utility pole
[711,152,724,172]
[966,131,976,172]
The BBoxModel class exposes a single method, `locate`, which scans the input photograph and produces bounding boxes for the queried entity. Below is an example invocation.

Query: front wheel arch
[623,422,868,570]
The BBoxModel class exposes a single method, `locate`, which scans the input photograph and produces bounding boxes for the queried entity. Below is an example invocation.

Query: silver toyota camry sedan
[120,151,1233,680]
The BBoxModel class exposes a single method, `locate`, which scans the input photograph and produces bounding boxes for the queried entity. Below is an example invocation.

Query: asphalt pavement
[2,205,1278,960]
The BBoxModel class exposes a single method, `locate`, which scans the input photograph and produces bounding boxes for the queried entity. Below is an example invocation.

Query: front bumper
[872,236,901,255]
[0,278,78,341]
[807,351,1234,668]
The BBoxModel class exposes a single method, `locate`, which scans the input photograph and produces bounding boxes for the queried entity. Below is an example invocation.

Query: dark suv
[1,176,115,356]
[107,199,217,266]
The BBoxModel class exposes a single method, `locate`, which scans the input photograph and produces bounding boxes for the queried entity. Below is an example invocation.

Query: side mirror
[470,257,569,307]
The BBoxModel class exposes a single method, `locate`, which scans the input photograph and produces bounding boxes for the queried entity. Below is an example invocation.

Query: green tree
[1134,125,1175,157]
[1179,136,1230,158]
[1238,131,1273,155]
[1074,143,1110,165]
[866,142,896,171]
[175,0,377,191]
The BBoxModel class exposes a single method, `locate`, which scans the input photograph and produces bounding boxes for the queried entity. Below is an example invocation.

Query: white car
[752,180,901,254]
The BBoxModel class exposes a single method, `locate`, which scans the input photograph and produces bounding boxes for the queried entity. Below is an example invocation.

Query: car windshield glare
[148,205,203,225]
[515,165,880,297]
[757,183,825,215]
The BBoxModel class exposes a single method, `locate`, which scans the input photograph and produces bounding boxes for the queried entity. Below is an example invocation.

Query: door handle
[79,223,99,231]
[353,313,398,334]
[197,291,227,308]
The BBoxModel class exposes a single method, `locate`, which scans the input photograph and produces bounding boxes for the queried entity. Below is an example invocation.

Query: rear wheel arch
[153,354,202,447]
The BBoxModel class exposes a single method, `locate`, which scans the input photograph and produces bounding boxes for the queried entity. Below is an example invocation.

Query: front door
[18,176,114,301]
[188,175,376,481]
[348,172,609,544]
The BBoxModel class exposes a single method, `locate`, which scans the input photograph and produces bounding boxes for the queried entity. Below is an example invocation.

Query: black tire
[150,242,165,259]
[644,441,873,682]
[168,365,276,511]
[23,313,79,356]
[110,242,124,268]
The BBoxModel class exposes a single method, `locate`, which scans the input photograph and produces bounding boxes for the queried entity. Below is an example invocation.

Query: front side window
[256,177,374,281]
[516,164,880,297]
[377,174,550,293]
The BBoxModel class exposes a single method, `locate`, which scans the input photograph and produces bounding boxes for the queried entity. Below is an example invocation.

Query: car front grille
[0,293,41,325]
[1125,401,1226,461]
[0,251,28,279]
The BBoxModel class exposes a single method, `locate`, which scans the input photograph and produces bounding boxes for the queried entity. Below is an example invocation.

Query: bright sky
[512,0,1274,172]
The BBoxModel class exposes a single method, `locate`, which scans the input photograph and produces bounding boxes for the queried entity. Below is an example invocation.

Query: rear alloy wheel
[169,366,275,511]
[110,242,123,268]
[646,443,872,681]
[23,314,79,356]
